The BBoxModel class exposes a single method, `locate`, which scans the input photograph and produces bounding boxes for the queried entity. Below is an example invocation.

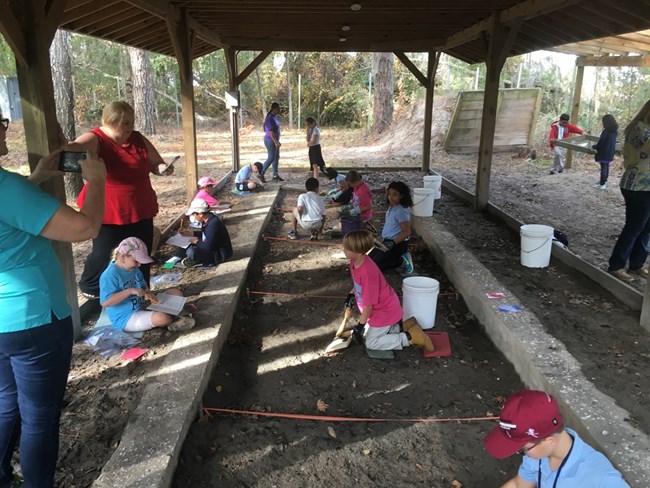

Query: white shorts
[124,310,156,332]
[293,208,322,231]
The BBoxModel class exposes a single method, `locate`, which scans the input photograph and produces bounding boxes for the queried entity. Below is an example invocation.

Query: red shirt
[548,122,583,149]
[77,128,158,225]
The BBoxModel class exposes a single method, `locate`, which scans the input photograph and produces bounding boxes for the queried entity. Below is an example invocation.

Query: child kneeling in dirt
[180,198,233,268]
[234,162,264,192]
[343,230,433,352]
[288,177,326,241]
[325,168,353,206]
[100,237,195,333]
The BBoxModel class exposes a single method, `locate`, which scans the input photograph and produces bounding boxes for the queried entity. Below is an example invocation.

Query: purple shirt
[264,112,280,142]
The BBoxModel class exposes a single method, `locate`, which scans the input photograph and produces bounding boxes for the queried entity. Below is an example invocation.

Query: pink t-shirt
[350,256,402,327]
[352,181,372,221]
[195,189,218,206]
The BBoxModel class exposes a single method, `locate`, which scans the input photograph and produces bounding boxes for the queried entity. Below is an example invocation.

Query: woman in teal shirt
[0,111,106,488]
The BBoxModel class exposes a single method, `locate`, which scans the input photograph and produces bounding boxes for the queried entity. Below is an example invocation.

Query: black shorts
[308,144,325,168]
[236,182,251,191]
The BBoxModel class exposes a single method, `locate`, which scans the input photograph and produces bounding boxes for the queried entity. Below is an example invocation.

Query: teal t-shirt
[0,168,71,332]
[99,261,147,330]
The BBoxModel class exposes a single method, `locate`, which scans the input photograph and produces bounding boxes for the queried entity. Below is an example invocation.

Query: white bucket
[423,175,442,200]
[520,224,554,268]
[402,276,440,330]
[412,188,436,217]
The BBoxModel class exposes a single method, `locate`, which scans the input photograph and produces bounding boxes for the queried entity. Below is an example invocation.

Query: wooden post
[422,51,441,173]
[224,47,240,173]
[565,62,585,170]
[9,0,82,338]
[475,15,520,211]
[166,10,198,202]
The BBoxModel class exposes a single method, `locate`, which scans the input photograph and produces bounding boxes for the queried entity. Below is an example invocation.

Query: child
[343,230,433,352]
[325,167,353,206]
[306,116,326,178]
[288,177,326,241]
[369,181,414,274]
[592,114,618,189]
[99,237,195,333]
[181,198,233,267]
[235,162,264,192]
[346,170,372,221]
[195,176,219,206]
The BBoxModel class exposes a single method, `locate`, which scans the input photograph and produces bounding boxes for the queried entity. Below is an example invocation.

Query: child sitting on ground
[369,181,414,275]
[288,177,327,241]
[234,162,264,192]
[325,167,353,206]
[345,170,372,222]
[99,237,195,333]
[195,176,219,206]
[180,198,233,268]
[343,230,433,352]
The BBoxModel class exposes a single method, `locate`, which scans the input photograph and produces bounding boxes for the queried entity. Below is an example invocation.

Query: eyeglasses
[518,439,544,455]
[0,118,8,130]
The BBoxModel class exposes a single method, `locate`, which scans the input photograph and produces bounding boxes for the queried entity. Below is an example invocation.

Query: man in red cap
[484,390,629,487]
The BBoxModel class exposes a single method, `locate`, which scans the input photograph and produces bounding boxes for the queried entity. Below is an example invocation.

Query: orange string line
[247,290,459,300]
[203,407,498,424]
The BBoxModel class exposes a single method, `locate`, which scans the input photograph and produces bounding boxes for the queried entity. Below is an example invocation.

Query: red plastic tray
[423,331,452,358]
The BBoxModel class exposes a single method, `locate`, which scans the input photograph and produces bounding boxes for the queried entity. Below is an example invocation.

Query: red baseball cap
[484,390,563,459]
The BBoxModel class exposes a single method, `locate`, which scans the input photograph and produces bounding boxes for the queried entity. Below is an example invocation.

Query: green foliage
[0,36,16,76]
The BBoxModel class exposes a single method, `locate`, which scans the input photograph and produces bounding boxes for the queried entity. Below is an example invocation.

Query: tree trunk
[128,47,156,135]
[286,52,293,129]
[256,67,266,120]
[372,52,394,134]
[50,29,83,199]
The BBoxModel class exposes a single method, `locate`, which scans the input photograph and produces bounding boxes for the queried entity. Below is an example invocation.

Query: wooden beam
[422,51,441,173]
[394,52,428,87]
[564,64,584,170]
[576,55,650,67]
[62,1,123,24]
[0,3,28,66]
[235,50,271,86]
[224,47,241,173]
[475,15,521,211]
[166,9,198,203]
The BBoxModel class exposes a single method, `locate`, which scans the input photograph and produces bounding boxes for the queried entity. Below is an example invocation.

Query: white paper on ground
[147,293,187,315]
[166,233,194,249]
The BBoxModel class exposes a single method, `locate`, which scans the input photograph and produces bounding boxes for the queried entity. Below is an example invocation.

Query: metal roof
[58,0,650,64]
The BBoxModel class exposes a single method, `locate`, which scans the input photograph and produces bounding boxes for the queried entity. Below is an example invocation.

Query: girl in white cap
[99,237,194,332]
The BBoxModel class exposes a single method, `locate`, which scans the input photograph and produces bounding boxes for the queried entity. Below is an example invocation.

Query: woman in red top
[70,101,173,298]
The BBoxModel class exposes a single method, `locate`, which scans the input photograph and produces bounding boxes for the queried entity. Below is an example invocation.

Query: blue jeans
[261,138,279,177]
[608,189,650,271]
[599,162,610,186]
[0,315,73,488]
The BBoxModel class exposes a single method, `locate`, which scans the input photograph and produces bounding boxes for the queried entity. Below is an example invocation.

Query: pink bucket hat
[198,176,216,188]
[117,237,154,264]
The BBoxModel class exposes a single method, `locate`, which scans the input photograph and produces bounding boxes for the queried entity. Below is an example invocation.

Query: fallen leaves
[316,399,329,412]
[327,426,337,438]
[452,480,463,488]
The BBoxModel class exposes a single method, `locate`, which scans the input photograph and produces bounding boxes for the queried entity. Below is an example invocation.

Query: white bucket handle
[521,236,552,254]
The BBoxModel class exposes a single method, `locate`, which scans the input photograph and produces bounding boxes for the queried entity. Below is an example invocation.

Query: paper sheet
[147,293,187,315]
[166,233,194,249]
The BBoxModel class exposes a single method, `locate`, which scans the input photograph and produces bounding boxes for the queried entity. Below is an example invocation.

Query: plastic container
[520,224,554,268]
[423,175,442,200]
[402,276,440,329]
[412,188,436,217]
[341,216,362,237]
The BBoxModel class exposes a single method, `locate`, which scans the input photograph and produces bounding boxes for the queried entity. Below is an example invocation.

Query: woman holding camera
[69,101,173,298]
[0,110,106,487]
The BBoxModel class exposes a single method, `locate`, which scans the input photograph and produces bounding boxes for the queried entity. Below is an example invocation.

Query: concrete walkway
[93,187,280,488]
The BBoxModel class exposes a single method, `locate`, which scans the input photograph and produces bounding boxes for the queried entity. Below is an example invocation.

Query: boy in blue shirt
[235,162,264,192]
[484,390,629,488]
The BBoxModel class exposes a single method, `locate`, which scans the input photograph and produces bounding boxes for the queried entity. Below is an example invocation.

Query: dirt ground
[4,100,648,486]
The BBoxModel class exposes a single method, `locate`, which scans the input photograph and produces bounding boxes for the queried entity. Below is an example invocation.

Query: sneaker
[168,316,196,332]
[258,174,267,183]
[272,175,285,181]
[609,268,635,282]
[558,168,563,173]
[180,257,201,268]
[287,230,298,240]
[549,170,557,175]
[310,231,319,241]
[401,252,414,274]
[593,183,607,190]
[406,324,435,352]
[629,266,649,279]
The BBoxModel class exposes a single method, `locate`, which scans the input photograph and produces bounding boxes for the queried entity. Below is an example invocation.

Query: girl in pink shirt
[195,176,219,207]
[343,230,433,352]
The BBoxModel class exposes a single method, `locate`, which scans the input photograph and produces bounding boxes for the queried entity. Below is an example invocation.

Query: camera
[58,151,86,173]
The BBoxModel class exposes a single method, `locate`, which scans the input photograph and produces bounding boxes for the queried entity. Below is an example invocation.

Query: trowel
[324,306,354,353]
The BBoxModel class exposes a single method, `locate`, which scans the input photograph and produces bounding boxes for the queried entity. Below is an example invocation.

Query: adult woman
[306,116,326,178]
[608,100,650,282]
[70,101,173,298]
[0,111,106,487]
[260,102,284,182]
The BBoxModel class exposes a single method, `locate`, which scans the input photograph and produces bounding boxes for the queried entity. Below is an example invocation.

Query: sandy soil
[4,99,647,486]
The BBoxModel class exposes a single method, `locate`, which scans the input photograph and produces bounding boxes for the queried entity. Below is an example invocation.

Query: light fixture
[342,25,351,31]
[350,3,361,11]
[339,37,347,42]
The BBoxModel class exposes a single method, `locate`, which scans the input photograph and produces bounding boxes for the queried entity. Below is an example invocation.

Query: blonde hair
[102,101,135,127]
[111,248,125,262]
[343,230,374,254]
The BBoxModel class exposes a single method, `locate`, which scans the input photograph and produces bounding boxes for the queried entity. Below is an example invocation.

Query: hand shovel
[324,306,353,353]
